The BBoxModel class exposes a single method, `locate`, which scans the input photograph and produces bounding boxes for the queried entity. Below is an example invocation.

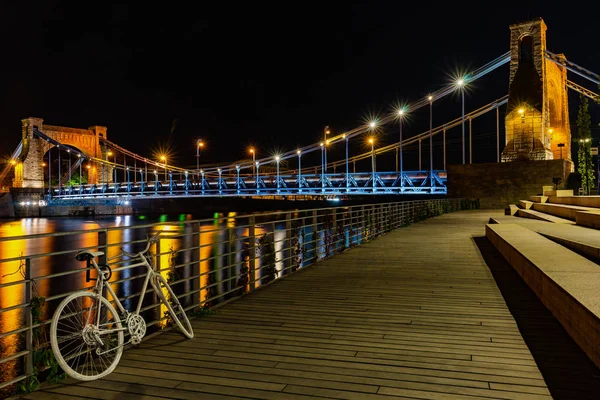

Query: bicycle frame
[89,249,159,332]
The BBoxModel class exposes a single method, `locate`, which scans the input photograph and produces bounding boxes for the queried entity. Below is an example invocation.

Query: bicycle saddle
[75,250,104,262]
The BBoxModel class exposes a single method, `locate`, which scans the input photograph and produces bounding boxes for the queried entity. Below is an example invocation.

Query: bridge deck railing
[45,170,447,199]
[0,198,467,393]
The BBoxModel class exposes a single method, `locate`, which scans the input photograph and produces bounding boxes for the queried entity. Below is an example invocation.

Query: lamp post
[369,137,375,192]
[275,156,280,194]
[160,155,167,181]
[78,154,82,185]
[255,161,260,194]
[428,95,434,188]
[236,165,241,194]
[324,126,330,173]
[457,79,466,164]
[67,149,71,185]
[398,109,404,185]
[196,138,204,173]
[249,148,256,175]
[344,134,349,191]
[320,142,325,192]
[297,150,302,193]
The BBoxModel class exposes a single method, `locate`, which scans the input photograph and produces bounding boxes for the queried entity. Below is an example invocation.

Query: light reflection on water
[0,212,290,390]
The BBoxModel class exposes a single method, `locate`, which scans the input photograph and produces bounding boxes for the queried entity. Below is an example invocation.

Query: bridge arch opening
[42,144,93,186]
[519,35,533,63]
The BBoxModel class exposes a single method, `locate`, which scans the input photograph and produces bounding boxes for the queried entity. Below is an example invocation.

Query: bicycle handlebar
[117,230,163,259]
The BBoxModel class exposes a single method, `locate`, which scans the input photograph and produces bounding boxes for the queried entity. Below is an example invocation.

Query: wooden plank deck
[19,210,562,399]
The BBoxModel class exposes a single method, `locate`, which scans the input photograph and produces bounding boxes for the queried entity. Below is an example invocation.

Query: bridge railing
[0,198,468,393]
[45,170,448,199]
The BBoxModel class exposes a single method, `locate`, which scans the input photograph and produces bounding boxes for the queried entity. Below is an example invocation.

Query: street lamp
[249,147,256,175]
[369,137,376,191]
[344,134,349,191]
[297,150,302,193]
[77,154,82,185]
[255,161,260,194]
[428,95,434,188]
[398,109,405,184]
[457,79,466,164]
[196,139,204,172]
[160,155,167,181]
[275,155,281,193]
[320,142,325,192]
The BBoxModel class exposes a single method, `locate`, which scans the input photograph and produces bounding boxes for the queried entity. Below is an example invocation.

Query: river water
[0,211,310,393]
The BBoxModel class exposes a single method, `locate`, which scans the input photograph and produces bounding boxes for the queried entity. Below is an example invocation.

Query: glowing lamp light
[77,154,81,158]
[369,121,376,129]
[184,170,188,175]
[153,170,157,174]
[398,109,404,116]
[296,149,301,155]
[218,168,221,173]
[255,161,259,166]
[518,108,525,114]
[249,148,254,154]
[275,156,280,162]
[320,142,324,147]
[236,165,240,169]
[86,165,91,169]
[368,138,374,144]
[10,160,16,165]
[457,79,464,86]
[549,129,553,133]
[428,95,433,101]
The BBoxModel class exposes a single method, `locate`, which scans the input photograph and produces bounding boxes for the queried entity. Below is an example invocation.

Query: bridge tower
[13,117,109,188]
[501,18,571,165]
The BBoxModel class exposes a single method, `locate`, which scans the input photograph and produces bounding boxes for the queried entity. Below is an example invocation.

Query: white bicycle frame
[88,240,161,338]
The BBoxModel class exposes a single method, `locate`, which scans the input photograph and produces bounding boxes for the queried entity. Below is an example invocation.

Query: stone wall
[447,159,572,209]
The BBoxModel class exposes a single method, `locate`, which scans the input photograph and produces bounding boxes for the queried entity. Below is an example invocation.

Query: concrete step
[529,195,548,203]
[516,208,575,224]
[575,210,600,230]
[542,189,574,197]
[485,222,600,369]
[505,204,519,215]
[488,216,600,262]
[550,195,600,208]
[532,202,594,221]
[519,200,534,209]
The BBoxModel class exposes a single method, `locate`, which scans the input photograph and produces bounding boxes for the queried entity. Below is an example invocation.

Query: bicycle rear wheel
[50,292,124,381]
[153,274,194,338]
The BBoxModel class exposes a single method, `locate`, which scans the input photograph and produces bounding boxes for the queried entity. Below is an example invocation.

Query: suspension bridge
[2,20,599,202]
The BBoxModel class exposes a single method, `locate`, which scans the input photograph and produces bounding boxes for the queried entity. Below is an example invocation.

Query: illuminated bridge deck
[19,211,599,400]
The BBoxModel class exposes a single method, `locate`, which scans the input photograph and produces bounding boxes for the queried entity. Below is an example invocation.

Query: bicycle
[50,230,194,381]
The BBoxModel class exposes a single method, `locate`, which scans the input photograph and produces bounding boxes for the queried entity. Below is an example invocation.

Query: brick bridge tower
[501,18,572,165]
[13,117,110,188]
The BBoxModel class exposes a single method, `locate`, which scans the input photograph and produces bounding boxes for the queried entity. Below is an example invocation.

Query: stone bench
[485,223,600,369]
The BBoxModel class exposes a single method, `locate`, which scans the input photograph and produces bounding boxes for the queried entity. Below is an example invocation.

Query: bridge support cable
[327,95,508,169]
[545,50,600,85]
[0,140,23,185]
[566,80,600,102]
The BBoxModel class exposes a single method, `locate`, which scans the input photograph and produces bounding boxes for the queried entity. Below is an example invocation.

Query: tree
[576,94,594,195]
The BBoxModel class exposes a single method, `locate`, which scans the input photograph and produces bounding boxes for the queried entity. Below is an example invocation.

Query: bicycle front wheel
[153,274,194,339]
[50,292,124,381]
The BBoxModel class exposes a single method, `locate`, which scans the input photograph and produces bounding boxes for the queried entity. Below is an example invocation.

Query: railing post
[98,230,107,266]
[332,208,337,252]
[285,212,292,275]
[249,216,256,291]
[228,227,235,293]
[312,210,318,261]
[192,222,200,306]
[25,258,33,376]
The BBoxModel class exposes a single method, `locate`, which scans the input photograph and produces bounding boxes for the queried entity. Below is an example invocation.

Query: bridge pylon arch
[501,18,572,168]
[13,117,112,188]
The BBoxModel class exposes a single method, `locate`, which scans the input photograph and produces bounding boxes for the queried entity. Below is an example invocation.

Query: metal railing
[0,198,466,392]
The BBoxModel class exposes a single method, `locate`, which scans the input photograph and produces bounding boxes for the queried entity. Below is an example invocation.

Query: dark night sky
[1,1,598,170]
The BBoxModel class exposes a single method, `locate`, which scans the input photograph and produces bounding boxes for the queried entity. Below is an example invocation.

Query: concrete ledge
[543,189,574,197]
[550,195,600,208]
[533,202,593,221]
[516,208,575,224]
[505,204,519,215]
[485,223,600,369]
[575,210,600,230]
[519,200,534,209]
[530,195,548,203]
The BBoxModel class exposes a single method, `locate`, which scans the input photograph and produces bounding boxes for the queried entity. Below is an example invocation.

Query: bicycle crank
[126,314,146,344]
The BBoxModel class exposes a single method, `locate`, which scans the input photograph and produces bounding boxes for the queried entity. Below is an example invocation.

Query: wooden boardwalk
[21,210,559,400]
